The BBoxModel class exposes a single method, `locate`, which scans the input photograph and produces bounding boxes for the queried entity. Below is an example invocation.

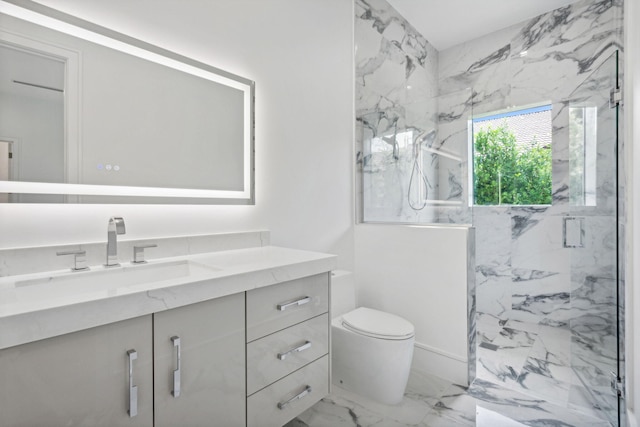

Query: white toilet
[330,271,415,405]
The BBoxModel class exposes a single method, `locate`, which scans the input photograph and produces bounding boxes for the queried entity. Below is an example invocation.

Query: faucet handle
[132,244,158,264]
[57,249,90,272]
[110,217,126,235]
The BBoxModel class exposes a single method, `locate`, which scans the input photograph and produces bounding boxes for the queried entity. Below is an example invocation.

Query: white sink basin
[14,259,220,293]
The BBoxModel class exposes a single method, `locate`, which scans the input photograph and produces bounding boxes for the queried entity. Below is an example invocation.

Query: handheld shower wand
[408,129,436,210]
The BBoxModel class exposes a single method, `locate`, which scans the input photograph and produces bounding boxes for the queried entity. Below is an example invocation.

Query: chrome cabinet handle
[277,385,312,410]
[127,349,138,418]
[171,336,181,398]
[277,296,311,311]
[277,341,312,360]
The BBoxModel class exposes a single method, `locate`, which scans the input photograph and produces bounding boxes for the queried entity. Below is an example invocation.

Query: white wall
[0,1,355,271]
[355,224,471,384]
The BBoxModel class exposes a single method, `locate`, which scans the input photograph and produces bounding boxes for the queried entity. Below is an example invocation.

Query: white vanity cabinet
[153,293,245,427]
[0,242,336,427]
[0,315,154,427]
[246,273,330,427]
[0,295,246,427]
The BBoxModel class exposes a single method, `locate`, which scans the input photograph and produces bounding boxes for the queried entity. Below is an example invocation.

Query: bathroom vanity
[0,231,336,427]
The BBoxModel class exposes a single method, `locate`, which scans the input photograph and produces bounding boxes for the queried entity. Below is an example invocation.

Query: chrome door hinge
[611,371,625,399]
[610,87,622,108]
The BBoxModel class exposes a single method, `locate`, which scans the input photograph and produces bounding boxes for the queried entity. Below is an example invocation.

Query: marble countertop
[0,245,337,350]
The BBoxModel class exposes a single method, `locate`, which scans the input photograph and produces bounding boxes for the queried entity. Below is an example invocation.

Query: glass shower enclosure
[359,87,473,225]
[566,51,623,426]
[357,51,624,425]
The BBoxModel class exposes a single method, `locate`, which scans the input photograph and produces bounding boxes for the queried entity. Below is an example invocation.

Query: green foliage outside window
[473,124,552,205]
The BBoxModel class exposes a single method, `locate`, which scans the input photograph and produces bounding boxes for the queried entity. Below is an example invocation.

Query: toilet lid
[341,307,414,340]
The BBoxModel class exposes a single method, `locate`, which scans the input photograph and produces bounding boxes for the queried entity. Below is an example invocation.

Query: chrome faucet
[105,217,126,267]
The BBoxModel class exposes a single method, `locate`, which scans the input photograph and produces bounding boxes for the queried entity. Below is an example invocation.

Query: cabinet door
[154,293,245,427]
[0,315,153,427]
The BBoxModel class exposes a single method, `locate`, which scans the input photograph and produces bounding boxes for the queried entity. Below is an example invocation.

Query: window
[569,105,597,206]
[472,104,552,206]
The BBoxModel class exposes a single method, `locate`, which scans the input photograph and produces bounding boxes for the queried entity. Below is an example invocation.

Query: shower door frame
[567,49,624,426]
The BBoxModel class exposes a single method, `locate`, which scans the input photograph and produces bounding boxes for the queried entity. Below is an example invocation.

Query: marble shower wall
[440,0,623,329]
[355,0,471,224]
[461,2,624,417]
[438,1,623,419]
[356,0,623,411]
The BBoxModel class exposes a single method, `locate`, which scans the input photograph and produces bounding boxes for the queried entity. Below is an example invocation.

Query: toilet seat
[341,307,414,340]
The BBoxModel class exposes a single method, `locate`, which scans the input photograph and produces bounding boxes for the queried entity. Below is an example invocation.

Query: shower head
[413,129,436,156]
[415,129,436,145]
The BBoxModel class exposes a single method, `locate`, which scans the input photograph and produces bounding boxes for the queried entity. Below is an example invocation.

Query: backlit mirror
[0,0,255,204]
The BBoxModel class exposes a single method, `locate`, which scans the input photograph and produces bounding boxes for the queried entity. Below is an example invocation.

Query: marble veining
[356,0,471,225]
[0,230,270,278]
[0,239,337,351]
[289,366,610,427]
[356,0,623,421]
[474,319,617,422]
[466,44,511,74]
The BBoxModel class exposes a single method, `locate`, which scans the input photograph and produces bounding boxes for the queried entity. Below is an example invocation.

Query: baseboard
[628,410,638,427]
[411,341,468,386]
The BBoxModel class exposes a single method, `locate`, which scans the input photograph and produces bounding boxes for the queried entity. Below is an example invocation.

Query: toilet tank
[330,270,356,318]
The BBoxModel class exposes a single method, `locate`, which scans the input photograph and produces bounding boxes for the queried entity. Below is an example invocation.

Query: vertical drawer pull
[127,349,138,418]
[277,385,312,410]
[277,296,311,311]
[277,341,312,360]
[171,336,181,398]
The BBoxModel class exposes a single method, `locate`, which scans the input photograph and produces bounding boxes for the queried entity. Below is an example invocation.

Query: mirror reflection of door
[0,43,65,194]
[0,140,11,203]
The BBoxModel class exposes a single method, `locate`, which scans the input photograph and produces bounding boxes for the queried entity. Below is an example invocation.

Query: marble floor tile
[290,371,612,427]
[568,384,611,422]
[474,406,528,427]
[290,383,434,427]
[334,386,434,425]
[467,379,611,427]
[289,396,411,427]
[295,318,616,427]
[421,384,477,426]
[476,326,537,387]
[473,319,617,424]
[405,369,453,406]
[417,415,471,427]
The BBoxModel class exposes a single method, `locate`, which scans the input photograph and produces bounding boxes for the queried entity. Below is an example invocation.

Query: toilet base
[331,316,414,405]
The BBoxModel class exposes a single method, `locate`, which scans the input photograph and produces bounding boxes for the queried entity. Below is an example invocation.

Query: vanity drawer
[247,313,328,395]
[246,273,329,342]
[247,355,329,427]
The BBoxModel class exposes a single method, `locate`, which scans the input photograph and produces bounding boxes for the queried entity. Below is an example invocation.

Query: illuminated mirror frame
[0,0,255,204]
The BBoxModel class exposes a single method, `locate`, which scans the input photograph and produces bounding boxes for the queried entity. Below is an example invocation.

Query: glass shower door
[566,51,621,425]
